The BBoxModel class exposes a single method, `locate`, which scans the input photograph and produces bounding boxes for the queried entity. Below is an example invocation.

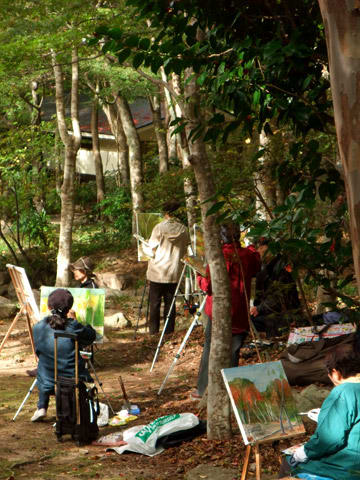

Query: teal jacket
[33,317,96,393]
[293,382,360,479]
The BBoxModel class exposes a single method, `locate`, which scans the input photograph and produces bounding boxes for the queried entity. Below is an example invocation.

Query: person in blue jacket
[279,345,360,480]
[31,288,96,422]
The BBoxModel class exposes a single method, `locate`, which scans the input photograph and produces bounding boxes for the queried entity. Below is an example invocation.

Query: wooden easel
[241,443,261,480]
[0,264,40,360]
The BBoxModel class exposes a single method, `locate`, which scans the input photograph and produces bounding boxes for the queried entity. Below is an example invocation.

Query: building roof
[41,95,155,135]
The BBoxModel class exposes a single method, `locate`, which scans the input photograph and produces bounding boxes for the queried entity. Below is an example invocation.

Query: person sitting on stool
[69,256,98,289]
[31,288,96,422]
[143,201,190,335]
[279,345,360,479]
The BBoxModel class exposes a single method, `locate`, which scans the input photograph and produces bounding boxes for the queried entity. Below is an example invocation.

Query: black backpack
[54,331,99,445]
[55,376,99,445]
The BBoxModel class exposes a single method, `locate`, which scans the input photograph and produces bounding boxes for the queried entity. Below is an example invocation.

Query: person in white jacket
[144,201,190,335]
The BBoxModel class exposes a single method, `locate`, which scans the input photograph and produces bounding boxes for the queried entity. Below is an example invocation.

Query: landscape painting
[40,286,105,340]
[222,361,304,445]
[135,212,163,261]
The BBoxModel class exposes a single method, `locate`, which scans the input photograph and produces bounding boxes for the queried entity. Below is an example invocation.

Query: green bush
[98,187,132,247]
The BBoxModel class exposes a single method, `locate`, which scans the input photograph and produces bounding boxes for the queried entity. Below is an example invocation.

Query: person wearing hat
[143,201,190,335]
[31,288,96,422]
[69,257,98,289]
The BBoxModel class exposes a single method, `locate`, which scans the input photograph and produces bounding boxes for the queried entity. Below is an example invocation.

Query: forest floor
[0,250,312,480]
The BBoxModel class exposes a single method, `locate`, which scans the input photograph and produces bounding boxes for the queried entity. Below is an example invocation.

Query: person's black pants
[149,281,177,334]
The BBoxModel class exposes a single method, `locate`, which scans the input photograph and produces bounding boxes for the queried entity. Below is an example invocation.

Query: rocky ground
[0,251,326,480]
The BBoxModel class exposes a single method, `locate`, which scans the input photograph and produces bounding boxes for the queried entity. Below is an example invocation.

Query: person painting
[143,201,190,335]
[191,223,261,400]
[31,289,96,422]
[279,345,360,480]
[69,257,98,289]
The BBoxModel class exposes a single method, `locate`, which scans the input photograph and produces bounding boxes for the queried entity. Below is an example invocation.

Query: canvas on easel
[135,212,164,261]
[0,264,41,359]
[222,361,305,480]
[222,361,305,445]
[40,286,105,341]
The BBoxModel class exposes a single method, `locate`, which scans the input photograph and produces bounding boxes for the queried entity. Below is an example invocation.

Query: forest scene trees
[1,0,360,451]
[223,362,304,444]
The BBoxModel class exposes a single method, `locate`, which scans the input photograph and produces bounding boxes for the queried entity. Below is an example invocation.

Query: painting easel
[0,264,40,360]
[241,443,261,480]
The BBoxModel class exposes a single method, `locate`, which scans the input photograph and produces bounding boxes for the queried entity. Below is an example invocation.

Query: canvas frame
[222,361,304,445]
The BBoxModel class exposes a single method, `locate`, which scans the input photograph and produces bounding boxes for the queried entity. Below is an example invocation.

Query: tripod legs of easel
[0,304,36,359]
[241,444,261,480]
[12,378,38,421]
[157,294,207,395]
[150,264,187,372]
[86,358,115,416]
[133,280,149,339]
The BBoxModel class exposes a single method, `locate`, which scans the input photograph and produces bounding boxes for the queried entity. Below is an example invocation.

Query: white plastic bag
[112,412,199,456]
[97,402,109,427]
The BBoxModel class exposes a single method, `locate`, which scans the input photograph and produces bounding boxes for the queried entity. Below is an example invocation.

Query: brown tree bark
[318,0,360,292]
[52,49,81,286]
[185,69,232,440]
[149,93,169,173]
[91,96,106,204]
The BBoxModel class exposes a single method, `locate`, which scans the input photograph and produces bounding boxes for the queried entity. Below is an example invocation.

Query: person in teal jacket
[279,345,360,479]
[31,289,96,422]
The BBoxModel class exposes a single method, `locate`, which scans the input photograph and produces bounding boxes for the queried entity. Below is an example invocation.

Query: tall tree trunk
[185,69,232,440]
[115,94,144,230]
[164,71,197,229]
[149,93,169,173]
[163,98,178,164]
[30,80,45,212]
[317,1,360,293]
[52,49,81,286]
[255,131,277,219]
[91,96,105,204]
[101,100,130,186]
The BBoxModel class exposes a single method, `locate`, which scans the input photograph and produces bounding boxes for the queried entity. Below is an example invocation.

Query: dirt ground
[0,288,311,480]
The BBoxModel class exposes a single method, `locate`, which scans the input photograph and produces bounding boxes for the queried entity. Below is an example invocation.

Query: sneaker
[190,391,202,401]
[31,408,47,422]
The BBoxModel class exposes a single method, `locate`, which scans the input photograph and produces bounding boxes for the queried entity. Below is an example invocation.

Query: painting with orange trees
[221,361,304,445]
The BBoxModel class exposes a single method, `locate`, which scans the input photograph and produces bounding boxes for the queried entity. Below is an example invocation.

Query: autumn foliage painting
[222,361,304,445]
[40,286,105,339]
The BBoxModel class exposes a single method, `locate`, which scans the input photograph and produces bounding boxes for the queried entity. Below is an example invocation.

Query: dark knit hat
[69,256,94,274]
[48,289,74,316]
[220,222,240,244]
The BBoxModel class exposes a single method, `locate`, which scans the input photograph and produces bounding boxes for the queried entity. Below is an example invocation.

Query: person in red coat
[191,223,261,399]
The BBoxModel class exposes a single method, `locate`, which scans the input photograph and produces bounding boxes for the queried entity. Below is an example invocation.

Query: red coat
[197,243,261,334]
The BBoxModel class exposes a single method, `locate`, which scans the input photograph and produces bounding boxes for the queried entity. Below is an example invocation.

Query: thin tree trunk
[52,49,81,286]
[101,100,130,186]
[115,94,144,230]
[91,96,105,204]
[185,69,232,440]
[165,71,197,229]
[317,0,360,293]
[164,98,177,164]
[30,80,45,212]
[149,94,169,173]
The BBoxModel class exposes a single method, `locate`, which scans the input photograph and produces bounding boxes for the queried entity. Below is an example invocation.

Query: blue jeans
[37,389,52,410]
[196,317,247,396]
